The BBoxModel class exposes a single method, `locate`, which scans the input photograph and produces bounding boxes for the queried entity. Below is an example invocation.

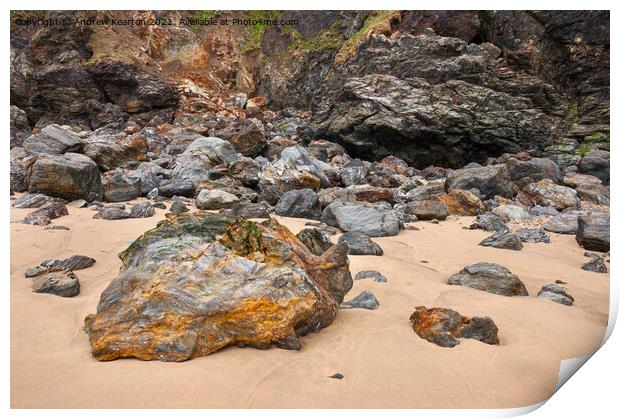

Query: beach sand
[10,201,610,408]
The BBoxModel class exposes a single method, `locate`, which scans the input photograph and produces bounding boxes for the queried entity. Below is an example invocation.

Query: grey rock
[581,254,607,273]
[529,205,559,216]
[506,157,560,188]
[169,200,189,215]
[445,165,514,200]
[543,212,587,234]
[12,193,54,209]
[196,189,240,210]
[94,208,131,220]
[472,213,509,233]
[448,262,528,296]
[515,228,550,244]
[296,228,333,256]
[340,160,369,186]
[32,271,80,297]
[22,201,68,226]
[522,179,580,210]
[10,105,30,148]
[157,179,195,198]
[354,270,387,282]
[23,124,82,155]
[491,205,530,222]
[479,231,523,250]
[405,198,448,221]
[578,150,609,185]
[275,189,322,220]
[341,291,379,310]
[28,152,103,201]
[221,202,272,219]
[537,284,574,306]
[321,202,401,237]
[576,214,610,252]
[130,202,155,218]
[338,231,384,256]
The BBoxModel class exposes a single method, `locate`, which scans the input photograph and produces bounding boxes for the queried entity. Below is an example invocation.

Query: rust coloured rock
[84,212,353,361]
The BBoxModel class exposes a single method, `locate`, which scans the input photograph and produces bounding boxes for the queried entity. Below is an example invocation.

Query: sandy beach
[10,201,609,409]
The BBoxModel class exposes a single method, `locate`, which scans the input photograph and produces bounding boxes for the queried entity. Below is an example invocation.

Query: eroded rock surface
[84,212,353,361]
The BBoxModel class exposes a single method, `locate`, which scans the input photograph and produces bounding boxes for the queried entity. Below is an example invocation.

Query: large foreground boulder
[84,212,353,361]
[28,153,103,201]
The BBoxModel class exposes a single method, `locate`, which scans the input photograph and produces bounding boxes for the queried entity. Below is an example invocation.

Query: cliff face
[10,10,609,165]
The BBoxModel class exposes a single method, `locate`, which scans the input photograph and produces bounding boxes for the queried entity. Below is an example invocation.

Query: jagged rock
[228,157,260,188]
[471,213,508,233]
[94,207,131,220]
[491,205,530,222]
[23,124,82,155]
[169,199,189,215]
[296,228,333,256]
[581,254,607,273]
[275,189,322,220]
[543,211,587,234]
[338,231,384,256]
[506,157,560,188]
[28,153,103,201]
[442,189,485,216]
[343,185,394,204]
[215,118,266,157]
[354,270,387,282]
[67,199,88,208]
[102,168,142,202]
[10,147,34,193]
[84,212,353,361]
[321,201,400,237]
[576,214,610,252]
[522,179,580,210]
[22,201,68,226]
[563,172,610,205]
[25,255,96,278]
[258,145,329,205]
[306,140,347,162]
[537,284,574,306]
[11,193,55,209]
[578,150,610,185]
[529,205,559,216]
[158,179,195,198]
[445,165,514,200]
[409,306,499,348]
[479,231,523,250]
[196,189,239,210]
[170,137,237,184]
[341,291,379,310]
[515,228,550,244]
[404,182,445,202]
[32,271,80,298]
[82,132,148,171]
[448,262,528,296]
[340,160,369,186]
[10,105,30,148]
[221,202,272,219]
[130,202,155,218]
[405,198,448,221]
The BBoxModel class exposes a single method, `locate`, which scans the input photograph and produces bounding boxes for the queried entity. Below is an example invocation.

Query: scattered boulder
[506,157,560,188]
[522,179,580,210]
[28,153,103,201]
[581,254,607,273]
[22,201,68,226]
[578,150,609,185]
[405,198,448,221]
[341,291,379,310]
[130,202,156,218]
[221,202,272,219]
[445,165,514,200]
[169,199,190,215]
[537,284,574,306]
[158,179,195,198]
[448,262,528,296]
[410,306,499,348]
[12,193,55,209]
[84,213,353,361]
[515,228,550,244]
[543,211,586,234]
[25,255,95,278]
[491,205,530,222]
[529,205,559,217]
[321,202,401,237]
[275,189,322,220]
[471,213,508,233]
[196,189,240,210]
[32,271,80,298]
[94,207,131,220]
[296,228,333,256]
[576,214,610,252]
[215,118,266,157]
[442,189,485,216]
[354,270,387,282]
[338,231,384,256]
[479,231,523,250]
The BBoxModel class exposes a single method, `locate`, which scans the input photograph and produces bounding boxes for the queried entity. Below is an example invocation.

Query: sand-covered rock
[32,271,80,298]
[410,306,499,348]
[84,212,353,361]
[537,284,574,306]
[479,232,523,251]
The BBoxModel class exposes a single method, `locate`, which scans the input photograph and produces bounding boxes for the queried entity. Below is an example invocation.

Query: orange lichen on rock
[84,212,352,361]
